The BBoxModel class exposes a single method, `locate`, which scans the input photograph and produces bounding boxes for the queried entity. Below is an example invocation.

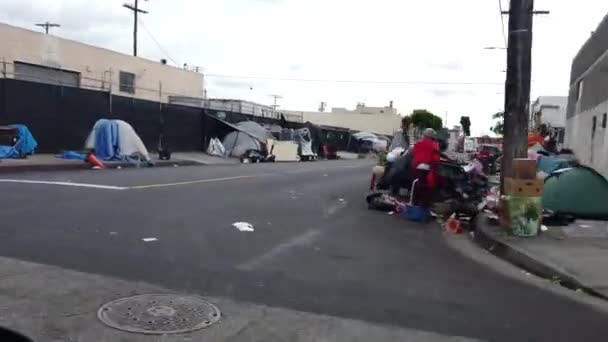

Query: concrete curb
[473,215,608,300]
[0,159,202,174]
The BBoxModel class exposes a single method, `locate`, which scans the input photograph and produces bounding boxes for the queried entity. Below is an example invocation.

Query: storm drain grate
[97,294,221,334]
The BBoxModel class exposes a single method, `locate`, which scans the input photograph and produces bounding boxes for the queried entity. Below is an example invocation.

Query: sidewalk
[475,215,608,298]
[0,152,236,174]
[0,256,479,342]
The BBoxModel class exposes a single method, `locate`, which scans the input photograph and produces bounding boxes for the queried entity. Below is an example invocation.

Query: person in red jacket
[411,128,442,206]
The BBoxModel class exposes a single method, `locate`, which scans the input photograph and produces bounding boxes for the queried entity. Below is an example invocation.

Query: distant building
[281,103,402,136]
[531,96,567,129]
[0,22,205,103]
[565,14,608,176]
[447,126,462,152]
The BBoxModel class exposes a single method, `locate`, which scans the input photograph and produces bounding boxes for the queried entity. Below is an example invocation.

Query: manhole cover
[98,294,221,334]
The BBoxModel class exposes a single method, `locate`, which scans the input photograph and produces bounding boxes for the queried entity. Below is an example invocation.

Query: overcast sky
[1,0,607,135]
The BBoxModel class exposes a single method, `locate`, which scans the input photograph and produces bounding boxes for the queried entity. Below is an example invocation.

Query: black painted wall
[0,79,291,153]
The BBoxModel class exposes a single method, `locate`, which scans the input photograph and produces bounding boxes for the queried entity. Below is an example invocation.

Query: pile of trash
[367,145,487,232]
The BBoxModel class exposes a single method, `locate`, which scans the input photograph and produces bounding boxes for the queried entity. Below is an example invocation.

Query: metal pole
[108,69,113,113]
[501,0,533,185]
[134,0,138,56]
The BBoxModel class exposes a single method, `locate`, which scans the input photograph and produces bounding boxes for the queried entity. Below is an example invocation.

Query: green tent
[542,166,608,219]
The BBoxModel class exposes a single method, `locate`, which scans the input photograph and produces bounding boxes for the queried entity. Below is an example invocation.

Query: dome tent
[542,166,608,219]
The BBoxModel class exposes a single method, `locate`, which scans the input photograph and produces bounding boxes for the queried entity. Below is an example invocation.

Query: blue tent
[0,124,37,159]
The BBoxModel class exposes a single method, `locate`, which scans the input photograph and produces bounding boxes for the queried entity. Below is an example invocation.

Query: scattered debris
[338,198,345,202]
[579,224,591,228]
[445,215,463,234]
[142,237,158,242]
[388,211,395,215]
[521,270,531,276]
[116,166,122,170]
[173,164,179,167]
[232,222,254,232]
[541,225,548,232]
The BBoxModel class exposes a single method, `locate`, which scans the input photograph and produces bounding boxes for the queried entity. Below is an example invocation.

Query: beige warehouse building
[281,103,402,136]
[0,22,204,103]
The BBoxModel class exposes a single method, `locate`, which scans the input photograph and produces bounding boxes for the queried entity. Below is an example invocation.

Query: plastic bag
[207,138,226,157]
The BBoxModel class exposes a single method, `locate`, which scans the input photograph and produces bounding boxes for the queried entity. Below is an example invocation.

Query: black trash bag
[366,192,398,212]
[377,150,413,191]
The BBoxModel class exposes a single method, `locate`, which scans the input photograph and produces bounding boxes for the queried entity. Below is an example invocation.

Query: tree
[459,116,471,136]
[411,109,443,131]
[491,112,504,135]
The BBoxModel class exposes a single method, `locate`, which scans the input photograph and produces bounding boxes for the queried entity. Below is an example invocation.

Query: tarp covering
[222,121,273,157]
[537,155,573,175]
[85,119,150,161]
[542,166,608,219]
[0,124,37,159]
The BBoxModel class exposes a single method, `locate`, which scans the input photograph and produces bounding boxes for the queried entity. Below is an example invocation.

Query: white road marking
[0,179,127,190]
[0,175,260,191]
[237,229,321,271]
[129,175,259,190]
[142,237,158,242]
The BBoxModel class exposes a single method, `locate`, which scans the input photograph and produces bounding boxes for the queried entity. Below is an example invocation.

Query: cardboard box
[513,158,537,179]
[504,178,544,197]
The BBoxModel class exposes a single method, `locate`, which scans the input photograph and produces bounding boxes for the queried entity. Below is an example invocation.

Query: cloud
[434,61,463,71]
[288,64,302,72]
[429,89,476,97]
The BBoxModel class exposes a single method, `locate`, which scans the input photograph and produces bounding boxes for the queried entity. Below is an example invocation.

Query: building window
[592,116,597,137]
[576,79,584,101]
[119,71,135,94]
[603,113,607,129]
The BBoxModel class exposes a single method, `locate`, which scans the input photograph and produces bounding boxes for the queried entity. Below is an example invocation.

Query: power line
[139,18,179,66]
[205,74,503,86]
[498,0,508,48]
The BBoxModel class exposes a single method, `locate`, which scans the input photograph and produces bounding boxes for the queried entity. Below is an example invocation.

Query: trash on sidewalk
[445,215,463,234]
[56,150,86,160]
[366,192,403,212]
[206,137,226,157]
[86,152,106,169]
[0,124,37,159]
[232,222,255,232]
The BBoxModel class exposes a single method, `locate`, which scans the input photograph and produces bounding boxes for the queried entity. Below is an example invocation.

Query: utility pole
[123,0,149,57]
[501,0,549,184]
[270,94,282,118]
[35,22,60,34]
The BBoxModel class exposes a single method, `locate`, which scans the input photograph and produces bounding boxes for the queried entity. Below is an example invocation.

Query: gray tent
[222,121,274,157]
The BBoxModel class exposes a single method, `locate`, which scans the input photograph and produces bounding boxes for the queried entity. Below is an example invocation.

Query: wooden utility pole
[35,22,60,34]
[501,0,534,185]
[501,1,549,186]
[123,0,148,56]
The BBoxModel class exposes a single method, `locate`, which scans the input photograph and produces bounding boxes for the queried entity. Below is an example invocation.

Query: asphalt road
[1,160,607,341]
